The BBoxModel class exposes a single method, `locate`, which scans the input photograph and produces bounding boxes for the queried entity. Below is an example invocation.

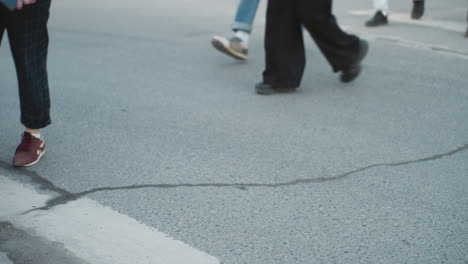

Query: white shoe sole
[211,36,247,61]
[14,149,46,167]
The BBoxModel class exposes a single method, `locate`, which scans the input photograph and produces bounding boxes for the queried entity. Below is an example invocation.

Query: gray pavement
[0,253,13,264]
[0,222,87,264]
[1,0,467,263]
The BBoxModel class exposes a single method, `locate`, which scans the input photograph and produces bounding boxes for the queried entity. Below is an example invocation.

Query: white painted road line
[340,26,468,59]
[0,176,220,264]
[350,9,466,32]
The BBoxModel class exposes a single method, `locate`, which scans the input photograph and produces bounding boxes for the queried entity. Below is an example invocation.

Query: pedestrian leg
[366,0,389,26]
[212,0,261,61]
[231,0,261,34]
[295,0,361,73]
[262,0,305,88]
[411,0,425,19]
[7,0,52,129]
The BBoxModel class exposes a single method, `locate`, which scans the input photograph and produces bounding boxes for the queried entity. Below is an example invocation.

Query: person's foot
[340,39,369,83]
[365,11,388,27]
[465,27,468,38]
[411,0,424,19]
[13,132,46,167]
[211,35,248,61]
[255,82,296,95]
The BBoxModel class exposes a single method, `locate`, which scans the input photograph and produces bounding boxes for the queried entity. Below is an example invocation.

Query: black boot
[411,0,424,19]
[365,11,388,27]
[340,40,369,83]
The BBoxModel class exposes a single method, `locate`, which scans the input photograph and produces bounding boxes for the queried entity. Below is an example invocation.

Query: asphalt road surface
[1,0,467,263]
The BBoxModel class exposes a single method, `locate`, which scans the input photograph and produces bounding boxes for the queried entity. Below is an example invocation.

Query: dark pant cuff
[21,118,51,130]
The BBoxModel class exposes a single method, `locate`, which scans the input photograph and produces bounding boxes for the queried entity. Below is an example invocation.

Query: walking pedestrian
[255,0,369,95]
[0,0,52,166]
[211,0,260,61]
[366,0,425,27]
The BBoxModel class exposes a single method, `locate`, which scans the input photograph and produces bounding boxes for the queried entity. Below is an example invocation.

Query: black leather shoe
[255,83,296,95]
[411,0,424,19]
[340,39,369,83]
[365,11,388,27]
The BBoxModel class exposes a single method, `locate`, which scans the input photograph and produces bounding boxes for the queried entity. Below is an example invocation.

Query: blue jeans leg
[231,0,261,33]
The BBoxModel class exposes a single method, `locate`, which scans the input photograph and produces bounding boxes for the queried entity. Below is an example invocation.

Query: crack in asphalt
[1,143,467,213]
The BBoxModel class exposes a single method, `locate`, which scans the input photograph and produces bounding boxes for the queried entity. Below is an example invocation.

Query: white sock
[235,30,250,45]
[31,133,42,139]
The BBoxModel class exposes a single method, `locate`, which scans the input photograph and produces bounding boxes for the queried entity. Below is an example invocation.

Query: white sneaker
[211,35,248,61]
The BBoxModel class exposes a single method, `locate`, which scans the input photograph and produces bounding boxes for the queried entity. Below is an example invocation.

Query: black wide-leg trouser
[263,0,361,88]
[0,0,52,129]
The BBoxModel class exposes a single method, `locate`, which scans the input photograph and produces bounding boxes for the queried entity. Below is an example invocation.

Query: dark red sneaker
[13,132,46,167]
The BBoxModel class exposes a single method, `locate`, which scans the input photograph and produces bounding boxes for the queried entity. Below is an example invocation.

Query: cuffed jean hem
[231,22,253,33]
[21,117,51,130]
